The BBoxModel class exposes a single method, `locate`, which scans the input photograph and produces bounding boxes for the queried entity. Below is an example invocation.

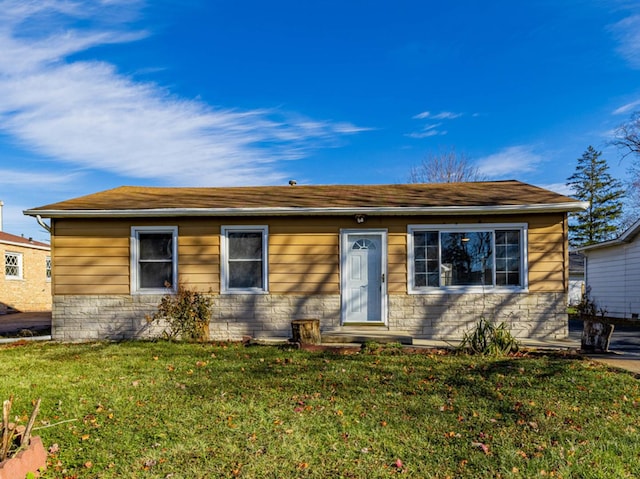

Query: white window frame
[407,223,528,294]
[4,252,23,280]
[221,225,269,294]
[130,226,178,294]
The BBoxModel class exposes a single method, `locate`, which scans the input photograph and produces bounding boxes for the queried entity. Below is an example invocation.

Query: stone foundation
[390,292,568,340]
[52,291,567,341]
[52,294,341,341]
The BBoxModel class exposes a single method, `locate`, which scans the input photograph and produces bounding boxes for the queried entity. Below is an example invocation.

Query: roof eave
[577,217,640,252]
[0,239,50,251]
[24,201,588,219]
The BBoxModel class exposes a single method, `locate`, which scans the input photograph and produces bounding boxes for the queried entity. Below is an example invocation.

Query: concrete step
[321,328,413,345]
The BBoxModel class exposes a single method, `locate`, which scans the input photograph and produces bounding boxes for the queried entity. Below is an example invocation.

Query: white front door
[341,231,387,324]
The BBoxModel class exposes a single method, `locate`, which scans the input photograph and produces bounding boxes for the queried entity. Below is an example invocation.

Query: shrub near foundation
[147,285,213,341]
[458,318,520,356]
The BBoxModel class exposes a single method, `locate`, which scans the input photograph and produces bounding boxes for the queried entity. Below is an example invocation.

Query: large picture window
[221,226,268,293]
[131,226,177,294]
[408,224,527,292]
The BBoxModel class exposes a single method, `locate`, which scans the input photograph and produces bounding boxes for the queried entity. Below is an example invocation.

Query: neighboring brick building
[0,230,51,313]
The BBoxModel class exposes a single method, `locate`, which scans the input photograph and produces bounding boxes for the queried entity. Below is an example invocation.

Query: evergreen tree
[566,146,625,246]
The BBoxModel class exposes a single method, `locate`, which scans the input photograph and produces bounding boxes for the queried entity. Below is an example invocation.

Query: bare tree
[612,112,640,224]
[409,148,485,183]
[612,111,640,159]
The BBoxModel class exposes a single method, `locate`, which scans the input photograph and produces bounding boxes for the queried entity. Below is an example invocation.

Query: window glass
[413,232,439,287]
[223,227,267,292]
[495,230,521,286]
[131,228,176,293]
[228,261,263,289]
[228,232,263,289]
[139,262,173,289]
[228,232,262,260]
[139,233,173,260]
[441,232,493,286]
[411,226,524,291]
[138,232,173,289]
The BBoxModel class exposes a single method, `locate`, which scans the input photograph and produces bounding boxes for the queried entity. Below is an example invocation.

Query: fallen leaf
[472,442,489,454]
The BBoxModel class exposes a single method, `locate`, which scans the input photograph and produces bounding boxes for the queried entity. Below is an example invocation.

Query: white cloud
[475,146,544,179]
[405,123,447,139]
[431,111,463,120]
[408,110,465,138]
[0,168,81,187]
[0,0,367,187]
[611,13,640,69]
[613,99,640,115]
[412,110,463,120]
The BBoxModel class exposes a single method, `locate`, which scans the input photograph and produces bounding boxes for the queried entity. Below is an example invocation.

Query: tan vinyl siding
[388,230,407,294]
[269,220,340,294]
[51,213,567,296]
[526,215,566,293]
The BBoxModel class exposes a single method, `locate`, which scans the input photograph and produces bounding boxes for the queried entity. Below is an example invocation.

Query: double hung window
[131,226,177,293]
[408,224,527,292]
[4,252,22,279]
[221,226,268,293]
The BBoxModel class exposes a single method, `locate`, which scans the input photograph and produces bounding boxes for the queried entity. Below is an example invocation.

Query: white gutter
[25,201,588,219]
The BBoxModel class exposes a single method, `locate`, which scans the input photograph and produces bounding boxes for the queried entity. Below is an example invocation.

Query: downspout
[36,215,52,233]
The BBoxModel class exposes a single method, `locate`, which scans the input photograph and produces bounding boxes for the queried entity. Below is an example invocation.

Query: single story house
[24,180,586,342]
[577,218,640,320]
[0,230,51,314]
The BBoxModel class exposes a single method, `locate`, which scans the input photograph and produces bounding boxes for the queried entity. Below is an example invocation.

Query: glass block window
[46,256,52,280]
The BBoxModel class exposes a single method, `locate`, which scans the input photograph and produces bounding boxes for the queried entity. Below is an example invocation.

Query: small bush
[458,318,519,356]
[147,285,213,341]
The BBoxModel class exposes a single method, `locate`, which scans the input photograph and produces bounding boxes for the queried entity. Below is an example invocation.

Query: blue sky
[1,0,640,242]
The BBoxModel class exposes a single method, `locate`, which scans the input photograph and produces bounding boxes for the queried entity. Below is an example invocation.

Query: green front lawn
[2,341,639,478]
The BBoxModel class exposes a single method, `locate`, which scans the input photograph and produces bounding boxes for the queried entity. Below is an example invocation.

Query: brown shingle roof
[25,181,585,217]
[0,231,50,249]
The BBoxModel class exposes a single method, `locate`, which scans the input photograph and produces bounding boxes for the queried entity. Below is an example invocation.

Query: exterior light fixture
[354,214,366,224]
